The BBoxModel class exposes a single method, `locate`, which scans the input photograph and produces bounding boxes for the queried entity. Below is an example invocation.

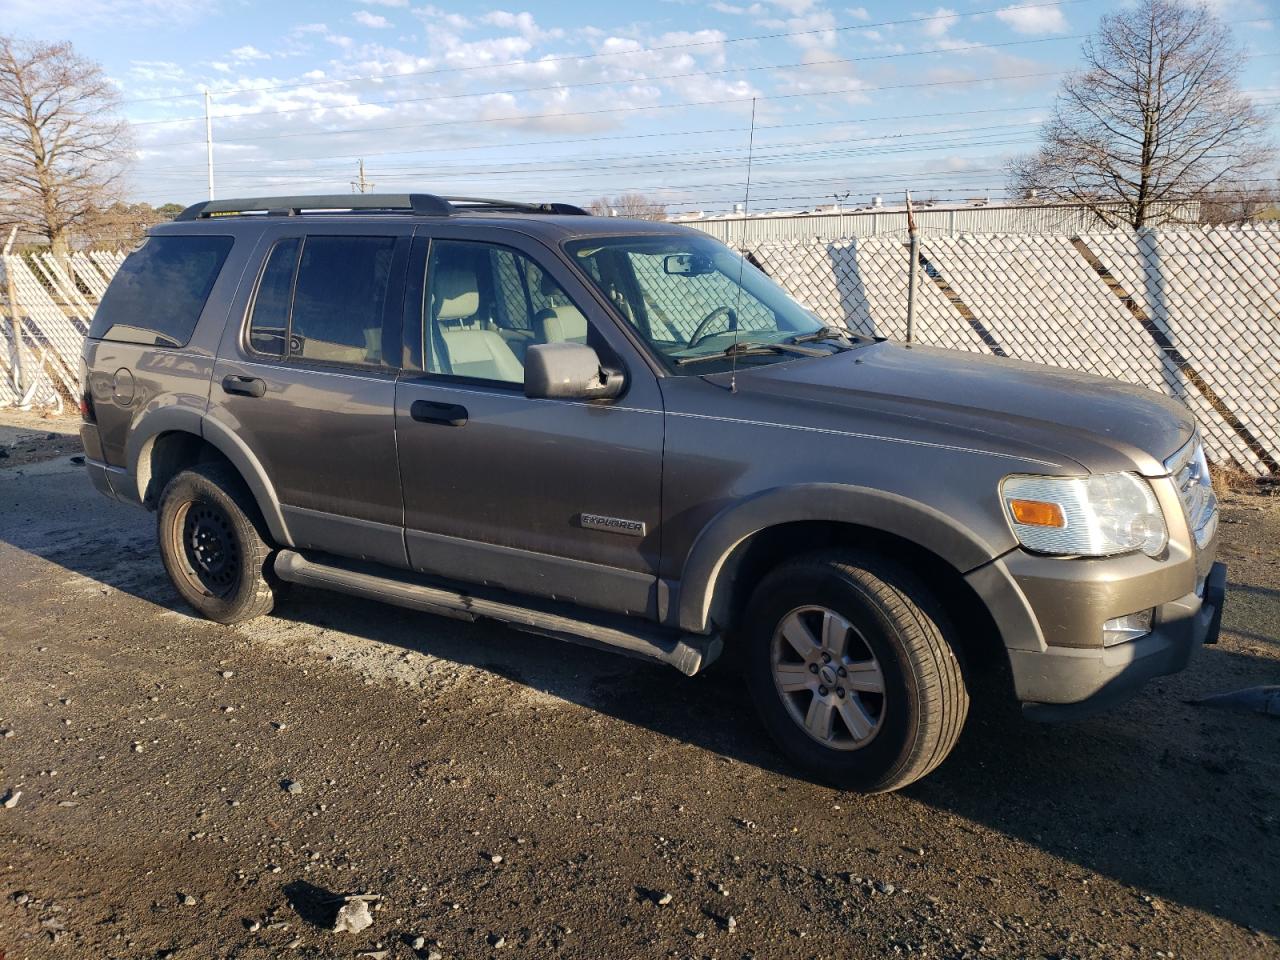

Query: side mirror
[524,342,624,401]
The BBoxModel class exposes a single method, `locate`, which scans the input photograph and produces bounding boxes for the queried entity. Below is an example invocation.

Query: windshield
[564,234,835,374]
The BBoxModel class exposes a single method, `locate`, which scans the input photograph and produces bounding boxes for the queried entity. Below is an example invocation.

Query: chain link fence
[734,225,1280,476]
[3,225,1276,475]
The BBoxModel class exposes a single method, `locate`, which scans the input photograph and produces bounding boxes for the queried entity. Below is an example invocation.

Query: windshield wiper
[674,339,825,366]
[787,325,855,347]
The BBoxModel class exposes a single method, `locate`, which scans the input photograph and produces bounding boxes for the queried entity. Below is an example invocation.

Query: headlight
[1001,472,1168,558]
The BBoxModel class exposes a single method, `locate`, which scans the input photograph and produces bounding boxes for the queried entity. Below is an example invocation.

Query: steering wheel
[687,306,739,349]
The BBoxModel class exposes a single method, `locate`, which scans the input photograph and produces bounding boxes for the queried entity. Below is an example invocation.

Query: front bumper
[965,531,1225,719]
[1014,561,1225,720]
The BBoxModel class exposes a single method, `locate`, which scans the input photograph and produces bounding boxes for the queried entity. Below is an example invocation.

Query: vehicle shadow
[261,581,1280,939]
[3,479,1277,938]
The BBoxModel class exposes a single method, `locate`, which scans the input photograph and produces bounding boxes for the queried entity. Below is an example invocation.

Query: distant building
[675,199,1202,243]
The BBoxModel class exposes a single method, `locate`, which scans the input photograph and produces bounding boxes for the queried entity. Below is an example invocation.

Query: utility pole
[3,227,23,395]
[904,190,919,345]
[351,159,373,194]
[204,89,215,201]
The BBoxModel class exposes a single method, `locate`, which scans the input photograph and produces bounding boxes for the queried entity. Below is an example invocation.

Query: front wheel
[743,551,969,793]
[157,462,280,624]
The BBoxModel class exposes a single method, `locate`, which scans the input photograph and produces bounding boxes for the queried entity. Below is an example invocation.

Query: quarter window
[91,235,233,347]
[247,239,298,357]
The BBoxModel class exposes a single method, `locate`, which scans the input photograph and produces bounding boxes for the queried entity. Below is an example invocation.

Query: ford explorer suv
[80,193,1226,792]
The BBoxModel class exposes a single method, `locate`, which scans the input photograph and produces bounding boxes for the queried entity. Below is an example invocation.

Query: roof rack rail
[173,193,589,221]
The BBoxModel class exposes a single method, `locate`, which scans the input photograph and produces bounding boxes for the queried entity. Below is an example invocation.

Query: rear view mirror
[663,254,715,276]
[524,342,624,401]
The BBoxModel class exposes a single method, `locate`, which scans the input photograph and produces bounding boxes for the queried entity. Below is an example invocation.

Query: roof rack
[173,193,590,221]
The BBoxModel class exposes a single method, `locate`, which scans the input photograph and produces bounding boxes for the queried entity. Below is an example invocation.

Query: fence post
[904,192,919,344]
[3,227,22,393]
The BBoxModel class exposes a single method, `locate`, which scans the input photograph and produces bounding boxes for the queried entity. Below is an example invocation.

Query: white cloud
[361,0,409,5]
[481,10,564,43]
[846,6,869,19]
[353,10,392,28]
[1,0,211,28]
[918,7,959,38]
[229,45,271,62]
[768,0,817,14]
[414,4,473,30]
[993,4,1067,34]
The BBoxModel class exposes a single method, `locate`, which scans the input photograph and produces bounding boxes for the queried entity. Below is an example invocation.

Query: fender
[126,405,293,546]
[675,482,1006,634]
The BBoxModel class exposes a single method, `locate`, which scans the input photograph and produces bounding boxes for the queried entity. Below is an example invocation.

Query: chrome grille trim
[1165,434,1218,550]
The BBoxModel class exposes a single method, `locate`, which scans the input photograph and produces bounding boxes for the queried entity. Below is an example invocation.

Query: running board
[273,550,722,677]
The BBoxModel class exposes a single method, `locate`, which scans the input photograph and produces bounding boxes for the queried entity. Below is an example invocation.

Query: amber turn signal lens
[1008,498,1066,527]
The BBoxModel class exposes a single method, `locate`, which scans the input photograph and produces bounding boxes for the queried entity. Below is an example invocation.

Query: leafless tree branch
[1007,0,1275,229]
[0,35,133,256]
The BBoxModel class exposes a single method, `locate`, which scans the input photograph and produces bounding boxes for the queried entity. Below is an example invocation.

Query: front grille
[1165,435,1218,550]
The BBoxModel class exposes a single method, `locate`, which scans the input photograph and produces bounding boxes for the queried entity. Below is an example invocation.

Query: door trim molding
[405,527,657,619]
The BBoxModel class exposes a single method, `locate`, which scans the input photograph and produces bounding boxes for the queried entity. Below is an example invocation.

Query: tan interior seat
[533,271,589,344]
[534,304,589,344]
[433,264,524,383]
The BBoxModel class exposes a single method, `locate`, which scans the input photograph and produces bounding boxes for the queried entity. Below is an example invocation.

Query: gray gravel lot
[0,417,1277,959]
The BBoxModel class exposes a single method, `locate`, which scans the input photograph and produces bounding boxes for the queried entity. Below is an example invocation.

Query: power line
[136,104,1057,172]
[140,69,1068,150]
[136,50,1280,151]
[146,119,1046,176]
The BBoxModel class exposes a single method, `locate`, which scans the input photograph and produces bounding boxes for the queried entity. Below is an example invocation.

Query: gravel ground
[0,415,1277,960]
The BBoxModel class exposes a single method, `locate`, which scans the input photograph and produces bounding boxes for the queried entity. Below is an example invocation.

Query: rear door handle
[222,375,266,398]
[410,399,468,426]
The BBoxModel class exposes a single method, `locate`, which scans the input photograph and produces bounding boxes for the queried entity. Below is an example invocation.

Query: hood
[732,342,1194,476]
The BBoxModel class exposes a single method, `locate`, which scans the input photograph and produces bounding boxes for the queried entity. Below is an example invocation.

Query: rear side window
[245,235,397,368]
[292,236,396,366]
[90,235,233,346]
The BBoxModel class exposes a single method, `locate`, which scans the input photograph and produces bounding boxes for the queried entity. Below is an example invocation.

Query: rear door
[209,220,411,568]
[393,225,668,620]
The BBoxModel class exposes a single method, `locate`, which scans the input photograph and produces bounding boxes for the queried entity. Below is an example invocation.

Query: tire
[742,550,968,793]
[156,462,279,624]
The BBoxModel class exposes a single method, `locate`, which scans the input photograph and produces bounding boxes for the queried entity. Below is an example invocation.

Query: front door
[209,222,411,568]
[393,229,666,619]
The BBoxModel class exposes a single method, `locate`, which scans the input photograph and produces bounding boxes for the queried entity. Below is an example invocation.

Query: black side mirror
[524,342,624,401]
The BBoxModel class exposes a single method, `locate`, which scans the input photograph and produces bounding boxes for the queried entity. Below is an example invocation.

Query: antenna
[728,97,757,395]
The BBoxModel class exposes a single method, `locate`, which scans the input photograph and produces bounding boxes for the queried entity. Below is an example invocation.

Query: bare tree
[0,36,132,258]
[1199,178,1280,225]
[1009,0,1274,229]
[82,201,185,248]
[588,193,667,220]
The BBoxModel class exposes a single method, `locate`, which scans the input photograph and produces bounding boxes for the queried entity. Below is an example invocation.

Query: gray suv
[80,193,1226,792]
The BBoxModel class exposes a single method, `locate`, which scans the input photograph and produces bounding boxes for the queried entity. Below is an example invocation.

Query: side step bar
[273,550,722,677]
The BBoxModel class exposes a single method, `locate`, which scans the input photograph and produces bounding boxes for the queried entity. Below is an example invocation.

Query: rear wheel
[157,462,279,624]
[743,550,968,792]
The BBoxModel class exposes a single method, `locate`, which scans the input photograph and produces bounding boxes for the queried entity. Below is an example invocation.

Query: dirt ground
[0,413,1276,960]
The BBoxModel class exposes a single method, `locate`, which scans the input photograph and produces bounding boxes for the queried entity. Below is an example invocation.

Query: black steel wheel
[157,462,279,624]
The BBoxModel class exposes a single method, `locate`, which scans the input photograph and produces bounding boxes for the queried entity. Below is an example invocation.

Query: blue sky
[5,0,1277,212]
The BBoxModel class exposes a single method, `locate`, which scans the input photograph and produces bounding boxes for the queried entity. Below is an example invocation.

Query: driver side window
[424,241,592,385]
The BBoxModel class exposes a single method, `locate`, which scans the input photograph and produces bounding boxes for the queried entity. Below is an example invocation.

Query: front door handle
[222,375,266,398]
[410,399,468,426]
